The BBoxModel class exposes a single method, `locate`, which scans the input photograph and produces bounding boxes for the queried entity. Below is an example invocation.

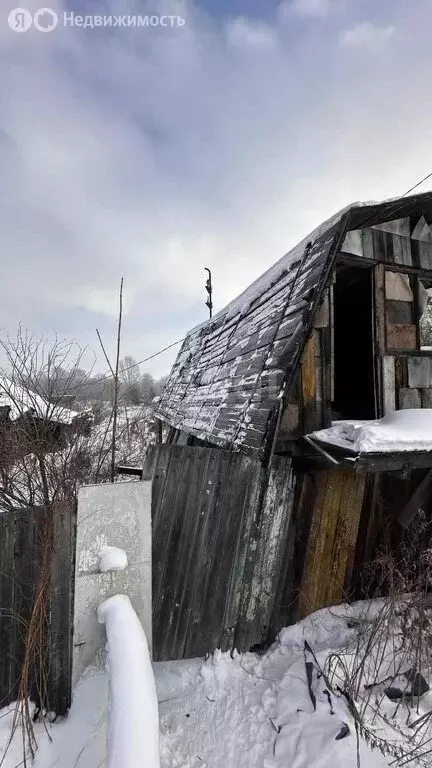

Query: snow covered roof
[0,377,79,425]
[313,410,432,456]
[156,191,432,455]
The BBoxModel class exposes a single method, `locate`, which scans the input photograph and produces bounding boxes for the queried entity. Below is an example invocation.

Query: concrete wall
[73,482,152,687]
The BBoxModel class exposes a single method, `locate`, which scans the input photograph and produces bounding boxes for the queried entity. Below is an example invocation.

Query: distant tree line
[34,355,167,408]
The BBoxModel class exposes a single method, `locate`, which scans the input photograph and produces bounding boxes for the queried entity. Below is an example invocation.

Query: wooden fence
[0,503,76,716]
[144,444,295,661]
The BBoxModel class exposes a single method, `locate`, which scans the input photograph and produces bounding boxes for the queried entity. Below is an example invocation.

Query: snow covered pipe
[98,595,160,768]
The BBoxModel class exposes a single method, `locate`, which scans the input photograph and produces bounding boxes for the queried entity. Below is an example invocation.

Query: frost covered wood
[98,595,160,768]
[98,546,128,573]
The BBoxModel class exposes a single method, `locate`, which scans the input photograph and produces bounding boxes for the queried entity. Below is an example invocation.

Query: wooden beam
[397,468,432,528]
[304,435,340,466]
[116,465,143,478]
[375,263,386,355]
[301,334,317,433]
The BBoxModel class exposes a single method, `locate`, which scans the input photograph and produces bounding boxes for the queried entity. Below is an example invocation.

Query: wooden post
[302,334,317,434]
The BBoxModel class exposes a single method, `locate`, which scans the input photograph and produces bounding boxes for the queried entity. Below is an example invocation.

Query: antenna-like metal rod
[205,267,213,319]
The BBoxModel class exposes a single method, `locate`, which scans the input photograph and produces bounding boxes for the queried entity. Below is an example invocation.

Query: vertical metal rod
[205,267,213,319]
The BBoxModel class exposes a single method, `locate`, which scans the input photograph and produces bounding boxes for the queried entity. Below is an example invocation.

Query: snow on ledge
[98,546,128,573]
[313,409,432,454]
[98,595,160,768]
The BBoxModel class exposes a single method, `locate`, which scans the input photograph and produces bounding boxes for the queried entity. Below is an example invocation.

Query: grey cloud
[0,0,431,375]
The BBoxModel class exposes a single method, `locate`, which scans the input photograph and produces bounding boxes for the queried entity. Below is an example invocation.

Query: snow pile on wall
[98,594,160,768]
[98,546,128,573]
[313,409,432,453]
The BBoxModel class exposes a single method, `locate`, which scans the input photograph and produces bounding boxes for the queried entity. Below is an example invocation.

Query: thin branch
[111,278,124,483]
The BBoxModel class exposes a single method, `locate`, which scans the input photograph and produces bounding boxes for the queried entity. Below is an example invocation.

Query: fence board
[145,445,296,660]
[0,515,15,706]
[50,501,76,715]
[0,504,76,715]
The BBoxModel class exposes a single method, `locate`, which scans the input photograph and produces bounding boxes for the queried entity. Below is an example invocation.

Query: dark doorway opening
[333,264,376,420]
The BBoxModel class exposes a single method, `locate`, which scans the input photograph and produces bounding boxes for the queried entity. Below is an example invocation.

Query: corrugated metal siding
[144,445,295,660]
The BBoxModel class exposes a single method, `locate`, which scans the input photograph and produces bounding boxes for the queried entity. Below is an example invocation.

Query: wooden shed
[149,190,432,661]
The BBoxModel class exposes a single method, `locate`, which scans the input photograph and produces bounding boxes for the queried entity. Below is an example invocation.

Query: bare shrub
[325,513,432,766]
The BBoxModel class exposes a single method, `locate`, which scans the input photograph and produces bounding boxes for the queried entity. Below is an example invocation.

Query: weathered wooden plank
[235,457,294,650]
[338,473,367,599]
[399,387,422,409]
[10,511,34,702]
[341,229,363,257]
[422,388,432,408]
[162,447,210,660]
[50,502,76,715]
[387,300,413,325]
[182,451,239,657]
[407,356,432,388]
[314,293,329,328]
[395,356,408,390]
[386,324,417,350]
[222,461,263,649]
[385,272,413,303]
[152,447,188,621]
[419,242,432,270]
[382,356,396,415]
[375,264,386,354]
[398,469,432,528]
[198,455,256,654]
[362,228,375,260]
[299,470,366,617]
[392,235,412,266]
[278,403,300,438]
[298,472,333,617]
[373,229,394,263]
[374,218,411,237]
[351,473,381,597]
[0,512,15,706]
[372,231,412,266]
[301,334,317,434]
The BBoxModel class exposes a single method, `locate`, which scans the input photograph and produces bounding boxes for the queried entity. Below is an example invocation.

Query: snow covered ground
[0,606,408,768]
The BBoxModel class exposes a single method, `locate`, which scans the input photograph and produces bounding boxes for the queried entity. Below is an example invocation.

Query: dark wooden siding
[351,469,432,597]
[0,504,76,715]
[144,445,295,660]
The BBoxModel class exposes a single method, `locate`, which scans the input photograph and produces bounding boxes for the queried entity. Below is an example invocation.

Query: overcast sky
[1,0,431,376]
